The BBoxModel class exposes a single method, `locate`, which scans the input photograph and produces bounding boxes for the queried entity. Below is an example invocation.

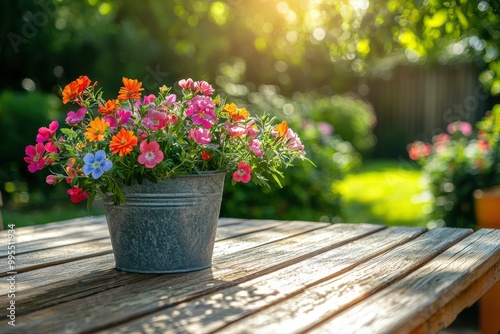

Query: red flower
[67,186,89,203]
[202,150,213,160]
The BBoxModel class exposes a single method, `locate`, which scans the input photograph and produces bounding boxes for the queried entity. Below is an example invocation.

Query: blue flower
[82,150,112,179]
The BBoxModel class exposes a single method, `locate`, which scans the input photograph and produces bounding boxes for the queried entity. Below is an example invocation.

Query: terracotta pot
[473,186,500,334]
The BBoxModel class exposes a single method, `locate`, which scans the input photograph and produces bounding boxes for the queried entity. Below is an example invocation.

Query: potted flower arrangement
[407,104,500,229]
[25,75,307,273]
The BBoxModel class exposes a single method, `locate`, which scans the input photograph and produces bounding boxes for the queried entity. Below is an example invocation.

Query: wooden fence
[366,64,490,158]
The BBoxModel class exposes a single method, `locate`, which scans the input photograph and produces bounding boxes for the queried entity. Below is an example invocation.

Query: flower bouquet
[25,76,307,206]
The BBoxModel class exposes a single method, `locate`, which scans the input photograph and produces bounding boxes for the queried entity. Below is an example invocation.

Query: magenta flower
[143,94,156,104]
[24,143,46,173]
[44,141,59,153]
[36,121,59,143]
[233,162,252,183]
[142,110,168,131]
[189,128,212,144]
[104,109,132,128]
[186,96,216,128]
[179,78,195,90]
[138,140,164,168]
[196,80,214,95]
[249,139,263,157]
[66,107,87,126]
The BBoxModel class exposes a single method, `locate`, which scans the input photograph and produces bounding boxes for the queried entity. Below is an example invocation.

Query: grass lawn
[333,159,431,227]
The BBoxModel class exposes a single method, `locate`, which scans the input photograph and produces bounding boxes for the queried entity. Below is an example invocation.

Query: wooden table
[1,217,499,333]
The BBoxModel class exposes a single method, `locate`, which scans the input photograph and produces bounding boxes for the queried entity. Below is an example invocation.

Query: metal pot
[103,172,225,273]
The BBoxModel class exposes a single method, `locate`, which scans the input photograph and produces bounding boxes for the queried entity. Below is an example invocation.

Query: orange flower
[110,128,138,157]
[274,120,289,137]
[118,77,144,101]
[98,99,121,115]
[224,103,250,122]
[84,117,110,142]
[62,76,91,104]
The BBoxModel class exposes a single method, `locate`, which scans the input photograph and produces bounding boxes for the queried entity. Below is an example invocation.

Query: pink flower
[189,128,212,144]
[226,122,248,137]
[24,143,46,173]
[46,175,57,185]
[44,141,59,153]
[163,94,176,106]
[249,139,263,156]
[196,80,214,95]
[233,162,252,183]
[179,78,195,90]
[138,140,164,168]
[142,110,168,131]
[285,128,305,152]
[143,94,156,104]
[186,96,216,128]
[447,122,458,134]
[318,122,334,137]
[459,122,472,136]
[246,122,259,139]
[36,121,59,143]
[67,186,88,203]
[66,108,87,126]
[104,109,132,128]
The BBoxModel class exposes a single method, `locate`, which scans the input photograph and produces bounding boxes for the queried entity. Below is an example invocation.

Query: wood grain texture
[99,226,426,334]
[307,228,500,334]
[1,218,498,334]
[10,223,383,333]
[215,227,471,334]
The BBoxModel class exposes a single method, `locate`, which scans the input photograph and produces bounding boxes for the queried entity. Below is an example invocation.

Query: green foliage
[308,95,377,154]
[408,105,500,228]
[220,87,362,221]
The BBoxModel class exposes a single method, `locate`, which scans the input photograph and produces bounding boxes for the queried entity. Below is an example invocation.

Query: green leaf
[425,9,448,28]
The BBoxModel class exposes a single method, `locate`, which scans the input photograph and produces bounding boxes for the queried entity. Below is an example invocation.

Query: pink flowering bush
[25,76,307,205]
[407,105,500,228]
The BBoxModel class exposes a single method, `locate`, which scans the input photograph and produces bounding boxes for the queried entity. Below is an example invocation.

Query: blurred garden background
[1,0,500,229]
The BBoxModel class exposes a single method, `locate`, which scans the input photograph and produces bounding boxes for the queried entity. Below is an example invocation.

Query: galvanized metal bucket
[103,172,225,273]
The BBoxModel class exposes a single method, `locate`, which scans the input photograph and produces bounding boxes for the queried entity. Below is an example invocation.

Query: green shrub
[220,86,362,221]
[308,95,377,154]
[0,91,65,209]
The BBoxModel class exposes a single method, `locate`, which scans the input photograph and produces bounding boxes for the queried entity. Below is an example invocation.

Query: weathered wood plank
[0,219,307,294]
[412,262,500,334]
[0,219,288,276]
[98,226,427,334]
[0,220,110,257]
[10,223,384,333]
[213,227,472,334]
[307,228,500,334]
[0,216,245,257]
